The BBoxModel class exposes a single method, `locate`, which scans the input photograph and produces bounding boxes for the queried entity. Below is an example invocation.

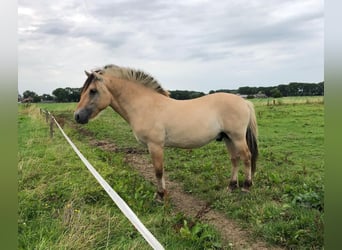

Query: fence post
[49,115,54,138]
[45,111,49,124]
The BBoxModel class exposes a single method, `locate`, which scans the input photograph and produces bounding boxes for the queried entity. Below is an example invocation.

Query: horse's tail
[245,100,258,175]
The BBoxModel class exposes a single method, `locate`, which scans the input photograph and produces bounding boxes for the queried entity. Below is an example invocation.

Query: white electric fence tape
[49,113,164,250]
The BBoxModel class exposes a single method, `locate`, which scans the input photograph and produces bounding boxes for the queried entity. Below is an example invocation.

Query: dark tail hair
[245,101,258,174]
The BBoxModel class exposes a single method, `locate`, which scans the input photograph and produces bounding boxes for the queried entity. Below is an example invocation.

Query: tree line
[19,81,323,102]
[236,82,324,98]
[19,88,81,103]
[171,82,323,99]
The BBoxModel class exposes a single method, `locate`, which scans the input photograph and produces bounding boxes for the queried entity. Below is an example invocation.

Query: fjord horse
[74,64,258,200]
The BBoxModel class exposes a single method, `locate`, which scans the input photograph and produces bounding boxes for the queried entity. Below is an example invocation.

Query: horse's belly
[165,138,214,149]
[164,124,220,149]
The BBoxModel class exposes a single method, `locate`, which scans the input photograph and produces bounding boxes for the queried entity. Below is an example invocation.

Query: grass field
[18,96,324,249]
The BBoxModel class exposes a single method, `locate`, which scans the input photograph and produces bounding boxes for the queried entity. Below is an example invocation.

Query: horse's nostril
[74,109,90,124]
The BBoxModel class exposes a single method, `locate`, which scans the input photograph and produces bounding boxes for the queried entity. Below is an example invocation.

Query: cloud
[18,0,323,94]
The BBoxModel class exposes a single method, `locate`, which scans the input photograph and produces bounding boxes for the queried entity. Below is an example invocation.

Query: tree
[41,94,54,102]
[278,84,290,97]
[33,96,41,102]
[23,90,38,99]
[65,87,81,102]
[257,87,272,97]
[317,82,324,95]
[22,90,40,102]
[52,88,69,102]
[238,86,258,95]
[209,89,237,94]
[52,87,81,102]
[270,88,282,98]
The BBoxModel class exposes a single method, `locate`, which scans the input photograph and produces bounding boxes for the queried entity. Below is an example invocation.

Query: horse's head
[74,70,112,124]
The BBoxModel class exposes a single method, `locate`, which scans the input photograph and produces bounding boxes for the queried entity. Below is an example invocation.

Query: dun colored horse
[75,64,258,200]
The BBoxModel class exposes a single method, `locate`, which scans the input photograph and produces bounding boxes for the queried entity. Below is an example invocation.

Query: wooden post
[45,111,49,123]
[49,115,54,138]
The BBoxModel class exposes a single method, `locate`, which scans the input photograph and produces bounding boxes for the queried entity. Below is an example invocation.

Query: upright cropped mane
[94,64,170,97]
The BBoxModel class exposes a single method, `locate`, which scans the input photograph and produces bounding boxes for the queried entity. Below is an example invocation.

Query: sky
[18,0,324,95]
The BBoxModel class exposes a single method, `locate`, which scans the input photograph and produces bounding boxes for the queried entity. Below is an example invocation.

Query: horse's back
[169,93,250,122]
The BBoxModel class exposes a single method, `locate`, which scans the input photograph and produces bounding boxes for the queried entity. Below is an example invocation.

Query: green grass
[18,105,223,249]
[19,96,324,249]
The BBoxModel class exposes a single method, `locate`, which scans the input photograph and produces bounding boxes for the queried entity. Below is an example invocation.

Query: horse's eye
[89,89,97,96]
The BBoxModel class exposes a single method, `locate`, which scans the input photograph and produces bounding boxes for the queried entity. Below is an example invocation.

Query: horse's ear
[85,70,91,77]
[93,72,103,81]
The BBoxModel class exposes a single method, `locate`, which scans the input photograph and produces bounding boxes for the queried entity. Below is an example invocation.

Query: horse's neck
[107,79,160,124]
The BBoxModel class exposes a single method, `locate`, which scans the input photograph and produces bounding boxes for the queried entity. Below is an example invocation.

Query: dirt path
[89,139,283,250]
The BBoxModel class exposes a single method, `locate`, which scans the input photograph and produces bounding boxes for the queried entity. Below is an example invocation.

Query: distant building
[237,94,248,99]
[21,97,33,103]
[255,92,267,98]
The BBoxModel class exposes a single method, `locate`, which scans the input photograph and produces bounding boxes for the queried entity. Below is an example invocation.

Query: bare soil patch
[89,139,147,154]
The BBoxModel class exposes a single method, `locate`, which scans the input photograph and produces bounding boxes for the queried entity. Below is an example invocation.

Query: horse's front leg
[148,143,166,201]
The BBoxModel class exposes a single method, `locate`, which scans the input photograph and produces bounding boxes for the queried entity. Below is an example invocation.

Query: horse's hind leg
[235,138,253,192]
[224,138,240,191]
[148,143,166,201]
[225,136,253,192]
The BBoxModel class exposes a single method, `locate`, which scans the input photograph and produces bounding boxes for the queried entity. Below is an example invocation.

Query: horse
[74,64,258,200]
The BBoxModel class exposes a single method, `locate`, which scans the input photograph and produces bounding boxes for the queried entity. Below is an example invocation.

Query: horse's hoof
[241,180,252,192]
[228,181,238,192]
[154,190,167,203]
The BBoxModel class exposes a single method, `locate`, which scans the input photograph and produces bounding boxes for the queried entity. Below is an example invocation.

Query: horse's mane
[92,64,170,97]
[81,73,95,94]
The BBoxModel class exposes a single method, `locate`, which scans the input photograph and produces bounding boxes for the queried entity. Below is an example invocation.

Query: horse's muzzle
[74,108,91,124]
